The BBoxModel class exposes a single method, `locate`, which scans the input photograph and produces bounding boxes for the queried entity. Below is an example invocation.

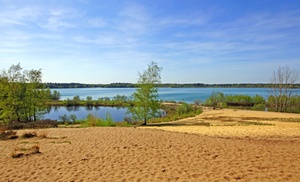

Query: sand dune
[1,109,300,181]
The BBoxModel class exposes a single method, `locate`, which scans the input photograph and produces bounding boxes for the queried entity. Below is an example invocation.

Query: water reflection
[43,106,130,122]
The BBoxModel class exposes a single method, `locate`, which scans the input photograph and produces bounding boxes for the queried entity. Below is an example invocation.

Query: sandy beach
[1,109,300,181]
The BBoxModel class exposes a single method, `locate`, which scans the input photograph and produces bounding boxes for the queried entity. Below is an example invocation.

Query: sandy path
[1,124,300,181]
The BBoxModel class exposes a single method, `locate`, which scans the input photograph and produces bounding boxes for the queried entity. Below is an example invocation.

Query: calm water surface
[43,106,130,122]
[53,87,279,102]
[46,87,300,121]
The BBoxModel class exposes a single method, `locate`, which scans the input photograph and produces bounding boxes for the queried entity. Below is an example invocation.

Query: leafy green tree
[50,90,61,100]
[73,95,81,105]
[86,96,93,106]
[205,91,225,108]
[176,103,194,115]
[128,61,162,125]
[0,63,50,122]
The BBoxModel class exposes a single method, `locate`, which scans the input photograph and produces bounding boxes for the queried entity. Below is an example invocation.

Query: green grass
[79,113,117,127]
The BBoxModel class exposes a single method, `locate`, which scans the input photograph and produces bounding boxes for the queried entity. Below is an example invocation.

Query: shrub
[59,114,70,123]
[252,104,266,111]
[80,113,117,127]
[176,103,194,115]
[22,132,37,138]
[85,114,99,127]
[0,130,18,140]
[69,114,77,123]
[217,102,227,109]
[6,120,57,130]
[102,112,116,127]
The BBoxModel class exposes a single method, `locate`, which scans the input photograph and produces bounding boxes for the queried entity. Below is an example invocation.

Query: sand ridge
[147,108,300,138]
[0,109,300,181]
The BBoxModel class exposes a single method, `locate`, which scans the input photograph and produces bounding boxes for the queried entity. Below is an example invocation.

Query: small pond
[43,106,130,122]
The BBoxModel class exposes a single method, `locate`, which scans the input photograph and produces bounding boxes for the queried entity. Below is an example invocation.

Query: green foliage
[251,104,266,111]
[59,114,70,123]
[0,63,50,122]
[176,103,194,115]
[150,103,202,123]
[80,113,116,127]
[86,96,93,106]
[128,61,162,125]
[73,95,81,106]
[193,99,202,106]
[50,90,61,100]
[205,91,266,110]
[69,114,77,123]
[205,91,225,108]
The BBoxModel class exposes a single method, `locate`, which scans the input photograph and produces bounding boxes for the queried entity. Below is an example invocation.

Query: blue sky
[0,0,299,84]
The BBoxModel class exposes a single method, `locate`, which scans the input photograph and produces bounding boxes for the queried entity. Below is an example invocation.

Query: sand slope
[1,109,300,181]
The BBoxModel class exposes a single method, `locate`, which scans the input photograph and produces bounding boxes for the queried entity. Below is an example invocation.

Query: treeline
[45,82,300,89]
[204,91,300,113]
[47,94,132,107]
[45,82,135,88]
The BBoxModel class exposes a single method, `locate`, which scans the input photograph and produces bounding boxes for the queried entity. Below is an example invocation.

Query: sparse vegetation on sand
[21,131,37,138]
[11,145,40,158]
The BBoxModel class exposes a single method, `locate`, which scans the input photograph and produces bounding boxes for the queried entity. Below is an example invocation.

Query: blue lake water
[53,87,281,103]
[46,87,300,121]
[43,106,130,122]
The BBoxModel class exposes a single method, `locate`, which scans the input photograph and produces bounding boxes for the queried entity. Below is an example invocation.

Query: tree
[73,95,81,105]
[50,90,61,100]
[205,91,225,109]
[128,61,162,125]
[268,65,299,112]
[0,63,50,123]
[86,96,93,106]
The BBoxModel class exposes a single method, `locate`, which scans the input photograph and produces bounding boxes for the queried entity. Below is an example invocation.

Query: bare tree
[268,65,299,112]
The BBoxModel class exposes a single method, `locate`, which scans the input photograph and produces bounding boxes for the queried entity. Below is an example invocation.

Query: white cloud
[0,6,42,26]
[39,8,82,30]
[41,17,75,30]
[88,18,107,28]
[115,4,150,34]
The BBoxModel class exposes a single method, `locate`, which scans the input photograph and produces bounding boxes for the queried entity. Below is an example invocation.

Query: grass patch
[11,145,40,158]
[79,113,117,127]
[149,103,202,124]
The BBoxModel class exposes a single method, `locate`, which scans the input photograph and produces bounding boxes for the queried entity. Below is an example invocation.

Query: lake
[43,106,130,122]
[45,87,300,121]
[53,87,279,103]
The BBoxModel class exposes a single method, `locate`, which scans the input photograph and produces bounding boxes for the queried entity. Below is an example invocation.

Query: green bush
[80,113,116,127]
[176,103,194,115]
[252,104,266,111]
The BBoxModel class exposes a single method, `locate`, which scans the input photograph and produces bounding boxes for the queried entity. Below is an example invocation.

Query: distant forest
[45,82,300,89]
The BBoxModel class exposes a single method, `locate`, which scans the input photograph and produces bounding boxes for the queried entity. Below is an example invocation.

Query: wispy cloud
[88,18,107,28]
[115,4,150,34]
[39,8,81,30]
[0,6,42,26]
